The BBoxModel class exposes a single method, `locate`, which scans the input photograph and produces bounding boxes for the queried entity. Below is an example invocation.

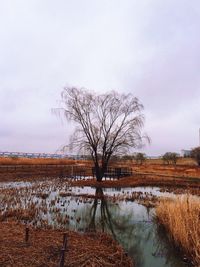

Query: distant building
[181,149,192,157]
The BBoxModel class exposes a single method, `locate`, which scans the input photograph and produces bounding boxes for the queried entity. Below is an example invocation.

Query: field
[0,157,88,166]
[1,156,200,182]
[0,155,197,164]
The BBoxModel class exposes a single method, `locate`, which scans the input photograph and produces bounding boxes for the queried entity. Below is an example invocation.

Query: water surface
[0,180,190,267]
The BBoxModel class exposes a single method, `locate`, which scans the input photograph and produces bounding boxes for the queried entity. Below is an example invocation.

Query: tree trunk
[93,157,108,182]
[96,167,103,182]
[95,164,104,182]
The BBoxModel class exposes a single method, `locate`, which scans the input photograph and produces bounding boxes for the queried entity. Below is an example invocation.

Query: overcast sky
[0,0,200,156]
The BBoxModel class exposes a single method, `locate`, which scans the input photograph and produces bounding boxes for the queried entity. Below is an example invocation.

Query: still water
[0,181,189,267]
[51,188,188,267]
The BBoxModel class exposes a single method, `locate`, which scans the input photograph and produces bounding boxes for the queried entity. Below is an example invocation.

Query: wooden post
[63,232,67,249]
[25,226,29,243]
[59,232,67,267]
[71,165,73,177]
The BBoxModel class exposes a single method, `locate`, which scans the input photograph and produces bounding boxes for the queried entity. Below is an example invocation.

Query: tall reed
[156,196,200,266]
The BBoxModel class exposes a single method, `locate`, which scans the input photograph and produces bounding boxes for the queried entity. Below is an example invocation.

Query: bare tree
[60,87,149,181]
[162,152,179,165]
[135,152,146,165]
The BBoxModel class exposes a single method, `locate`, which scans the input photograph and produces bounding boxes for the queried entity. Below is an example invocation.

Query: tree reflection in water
[74,188,187,267]
[81,187,144,266]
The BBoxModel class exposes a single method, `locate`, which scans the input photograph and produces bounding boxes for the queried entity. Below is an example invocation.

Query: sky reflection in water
[0,181,189,267]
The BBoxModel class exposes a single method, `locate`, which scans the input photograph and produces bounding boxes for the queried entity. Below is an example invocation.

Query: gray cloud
[0,0,200,155]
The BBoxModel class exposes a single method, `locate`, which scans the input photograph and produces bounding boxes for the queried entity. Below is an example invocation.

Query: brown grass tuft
[156,196,200,266]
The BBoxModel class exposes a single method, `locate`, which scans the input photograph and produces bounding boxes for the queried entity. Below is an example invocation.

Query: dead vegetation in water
[0,178,159,227]
[156,196,200,266]
[67,191,159,208]
[71,175,200,196]
[0,179,76,228]
[0,221,133,267]
[159,187,200,196]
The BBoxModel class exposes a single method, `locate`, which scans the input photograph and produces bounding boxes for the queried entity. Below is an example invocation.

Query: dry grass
[0,156,196,167]
[0,221,133,267]
[156,196,200,266]
[0,157,92,166]
[133,164,200,178]
[110,157,197,166]
[143,157,196,166]
[2,156,199,178]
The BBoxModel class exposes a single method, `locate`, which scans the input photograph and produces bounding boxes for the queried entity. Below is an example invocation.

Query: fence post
[25,226,29,244]
[63,232,67,249]
[59,232,67,267]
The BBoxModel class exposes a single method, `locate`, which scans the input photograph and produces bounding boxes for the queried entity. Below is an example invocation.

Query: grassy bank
[156,196,200,266]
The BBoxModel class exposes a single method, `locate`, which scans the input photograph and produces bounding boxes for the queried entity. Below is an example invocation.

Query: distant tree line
[85,152,147,165]
[161,147,200,166]
[110,152,147,165]
[85,146,200,167]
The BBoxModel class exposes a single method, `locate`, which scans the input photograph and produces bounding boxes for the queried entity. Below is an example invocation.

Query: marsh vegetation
[0,175,199,267]
[156,196,200,266]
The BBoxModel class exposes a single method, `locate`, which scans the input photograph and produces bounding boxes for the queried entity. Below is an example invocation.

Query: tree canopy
[135,152,146,165]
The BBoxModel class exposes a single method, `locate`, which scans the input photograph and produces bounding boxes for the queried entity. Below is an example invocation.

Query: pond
[0,179,190,267]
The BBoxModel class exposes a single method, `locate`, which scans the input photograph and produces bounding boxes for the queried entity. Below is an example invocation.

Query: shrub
[121,155,134,161]
[191,147,200,166]
[10,156,19,160]
[135,153,146,165]
[162,152,179,165]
